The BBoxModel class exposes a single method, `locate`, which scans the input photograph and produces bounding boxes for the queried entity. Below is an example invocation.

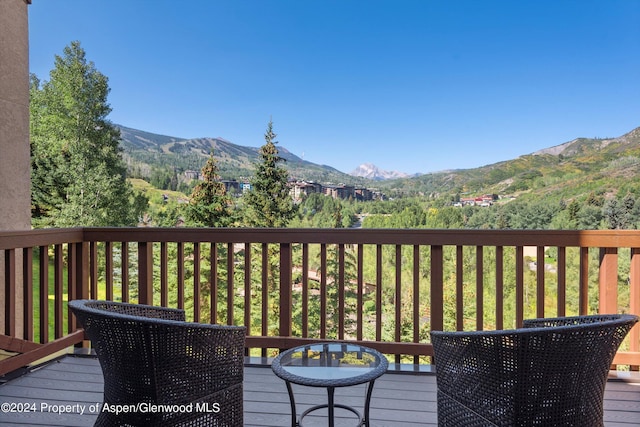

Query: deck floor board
[0,355,638,426]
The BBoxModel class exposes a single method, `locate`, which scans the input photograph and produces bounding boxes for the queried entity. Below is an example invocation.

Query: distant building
[355,187,373,201]
[324,184,355,200]
[290,181,322,201]
[183,170,200,181]
[192,178,386,203]
[221,179,241,196]
[456,194,501,207]
[460,197,477,206]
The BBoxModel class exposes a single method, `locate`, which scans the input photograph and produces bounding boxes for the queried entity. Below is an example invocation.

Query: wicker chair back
[431,314,638,427]
[70,299,245,427]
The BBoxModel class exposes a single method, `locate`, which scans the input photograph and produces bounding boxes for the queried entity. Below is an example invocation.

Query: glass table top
[271,343,388,387]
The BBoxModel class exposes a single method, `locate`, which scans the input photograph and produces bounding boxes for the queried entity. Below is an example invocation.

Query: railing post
[304,243,311,338]
[226,243,233,325]
[78,242,89,297]
[599,248,618,314]
[105,241,113,301]
[39,246,49,344]
[456,246,464,330]
[495,246,504,330]
[413,245,420,364]
[138,242,153,305]
[193,242,200,322]
[69,242,90,333]
[536,246,546,318]
[339,244,346,341]
[261,243,268,353]
[67,243,76,313]
[430,245,444,332]
[4,249,16,337]
[579,248,589,315]
[72,241,89,350]
[321,244,328,339]
[22,248,33,341]
[161,242,169,307]
[279,242,292,339]
[557,247,566,317]
[54,245,63,338]
[89,242,98,300]
[395,245,402,361]
[244,243,251,334]
[630,248,640,367]
[375,245,382,341]
[516,246,524,327]
[177,242,185,309]
[121,242,129,303]
[476,246,484,330]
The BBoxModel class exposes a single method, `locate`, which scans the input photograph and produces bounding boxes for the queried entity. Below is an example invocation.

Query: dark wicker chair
[431,314,638,427]
[69,299,246,427]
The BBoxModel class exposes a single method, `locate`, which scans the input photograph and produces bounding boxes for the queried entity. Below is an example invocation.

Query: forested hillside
[118,125,367,188]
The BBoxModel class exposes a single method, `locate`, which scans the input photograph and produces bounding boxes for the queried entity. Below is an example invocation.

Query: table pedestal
[285,380,377,427]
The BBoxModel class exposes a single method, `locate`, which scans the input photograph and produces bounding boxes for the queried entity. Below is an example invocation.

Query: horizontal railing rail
[1,227,639,374]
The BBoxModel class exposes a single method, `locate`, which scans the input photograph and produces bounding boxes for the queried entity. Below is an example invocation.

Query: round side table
[271,342,388,427]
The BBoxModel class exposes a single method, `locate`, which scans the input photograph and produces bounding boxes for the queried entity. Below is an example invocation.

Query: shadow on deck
[0,355,639,426]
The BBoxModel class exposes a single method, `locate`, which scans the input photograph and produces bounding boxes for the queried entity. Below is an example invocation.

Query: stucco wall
[0,0,31,341]
[0,0,31,231]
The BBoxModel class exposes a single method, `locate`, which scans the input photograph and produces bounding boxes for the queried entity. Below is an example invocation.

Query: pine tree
[243,120,294,227]
[241,120,295,335]
[30,41,146,227]
[186,150,232,227]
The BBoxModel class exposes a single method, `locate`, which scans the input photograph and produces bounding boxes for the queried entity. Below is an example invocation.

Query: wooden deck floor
[0,355,638,426]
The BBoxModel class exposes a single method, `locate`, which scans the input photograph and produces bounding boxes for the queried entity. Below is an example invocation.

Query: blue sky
[29,1,640,174]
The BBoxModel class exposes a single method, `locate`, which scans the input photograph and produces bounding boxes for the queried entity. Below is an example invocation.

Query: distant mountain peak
[349,163,411,181]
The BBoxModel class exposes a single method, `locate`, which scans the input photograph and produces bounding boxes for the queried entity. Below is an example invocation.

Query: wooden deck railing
[1,227,639,374]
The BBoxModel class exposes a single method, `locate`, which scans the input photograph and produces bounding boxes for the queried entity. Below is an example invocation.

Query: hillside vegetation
[120,123,640,206]
[378,127,640,204]
[119,125,368,186]
[119,123,640,230]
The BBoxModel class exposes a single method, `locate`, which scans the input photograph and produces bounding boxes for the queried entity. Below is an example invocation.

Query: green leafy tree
[243,120,294,227]
[186,150,233,227]
[30,41,146,227]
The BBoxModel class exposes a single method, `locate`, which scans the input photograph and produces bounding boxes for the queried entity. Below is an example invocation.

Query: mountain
[117,125,367,185]
[350,163,412,181]
[532,127,640,157]
[378,126,640,202]
[118,123,640,206]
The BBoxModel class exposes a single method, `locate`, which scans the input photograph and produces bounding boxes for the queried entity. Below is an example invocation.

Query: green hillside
[119,122,640,207]
[118,125,367,185]
[379,126,640,204]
